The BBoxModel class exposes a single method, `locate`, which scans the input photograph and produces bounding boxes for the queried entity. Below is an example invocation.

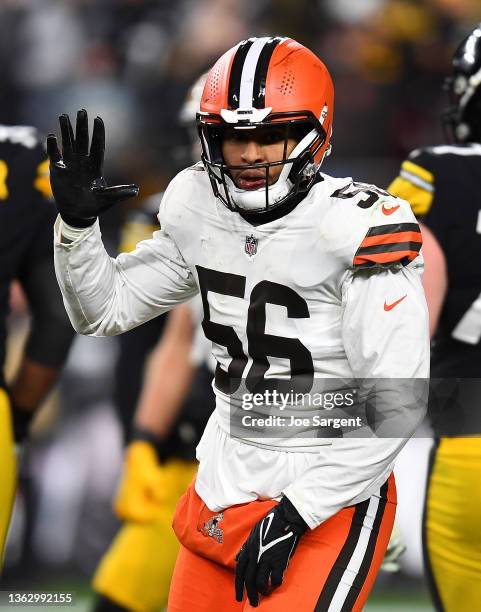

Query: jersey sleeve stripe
[356,241,422,256]
[364,222,420,237]
[353,249,420,266]
[353,222,422,267]
[402,160,434,184]
[400,169,434,193]
[359,230,422,248]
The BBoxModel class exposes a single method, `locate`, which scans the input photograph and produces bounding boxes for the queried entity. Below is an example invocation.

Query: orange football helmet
[197,36,334,214]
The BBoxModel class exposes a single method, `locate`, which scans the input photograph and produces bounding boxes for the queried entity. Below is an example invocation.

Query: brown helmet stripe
[227,38,255,109]
[252,36,285,109]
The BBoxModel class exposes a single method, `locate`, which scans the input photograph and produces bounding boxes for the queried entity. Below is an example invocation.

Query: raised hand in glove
[235,496,308,607]
[47,109,138,228]
[114,438,166,523]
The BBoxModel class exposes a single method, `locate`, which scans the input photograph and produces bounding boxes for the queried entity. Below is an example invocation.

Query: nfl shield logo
[245,234,258,257]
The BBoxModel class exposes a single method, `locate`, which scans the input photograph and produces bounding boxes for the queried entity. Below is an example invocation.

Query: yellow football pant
[0,388,17,570]
[93,459,197,612]
[424,437,481,611]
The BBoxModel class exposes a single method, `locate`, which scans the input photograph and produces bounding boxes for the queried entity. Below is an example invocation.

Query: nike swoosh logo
[382,204,400,216]
[384,295,407,311]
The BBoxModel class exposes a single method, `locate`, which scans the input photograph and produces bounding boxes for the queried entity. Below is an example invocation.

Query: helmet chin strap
[226,128,320,212]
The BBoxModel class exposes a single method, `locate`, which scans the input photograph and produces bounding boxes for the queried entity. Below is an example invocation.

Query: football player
[0,125,75,567]
[49,37,429,611]
[388,25,481,612]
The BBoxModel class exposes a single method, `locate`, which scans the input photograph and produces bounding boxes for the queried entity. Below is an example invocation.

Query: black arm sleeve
[17,208,75,368]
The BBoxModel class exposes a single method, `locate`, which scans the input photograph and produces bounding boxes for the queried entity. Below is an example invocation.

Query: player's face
[221,126,298,190]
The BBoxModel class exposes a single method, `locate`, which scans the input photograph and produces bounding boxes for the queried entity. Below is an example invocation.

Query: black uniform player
[388,25,481,611]
[0,125,75,567]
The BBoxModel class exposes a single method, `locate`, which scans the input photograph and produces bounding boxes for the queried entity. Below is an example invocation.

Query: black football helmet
[442,25,481,143]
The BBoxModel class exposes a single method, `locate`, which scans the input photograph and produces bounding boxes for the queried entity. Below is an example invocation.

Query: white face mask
[214,128,321,212]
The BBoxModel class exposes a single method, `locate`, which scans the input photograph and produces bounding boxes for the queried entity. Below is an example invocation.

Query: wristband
[278,495,308,535]
[60,212,97,229]
[131,426,169,463]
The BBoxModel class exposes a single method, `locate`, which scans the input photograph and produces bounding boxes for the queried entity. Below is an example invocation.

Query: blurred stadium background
[2,0,481,610]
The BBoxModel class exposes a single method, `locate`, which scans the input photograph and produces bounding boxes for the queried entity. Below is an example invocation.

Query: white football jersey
[188,294,216,372]
[54,165,429,527]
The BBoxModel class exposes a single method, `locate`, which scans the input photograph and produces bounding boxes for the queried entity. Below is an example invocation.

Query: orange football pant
[168,474,396,611]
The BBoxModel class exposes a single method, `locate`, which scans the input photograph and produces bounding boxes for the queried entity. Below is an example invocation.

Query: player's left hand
[235,496,308,607]
[47,109,138,228]
[114,440,165,523]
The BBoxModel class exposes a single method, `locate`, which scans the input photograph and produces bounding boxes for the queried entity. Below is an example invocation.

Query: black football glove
[47,109,139,228]
[235,496,308,607]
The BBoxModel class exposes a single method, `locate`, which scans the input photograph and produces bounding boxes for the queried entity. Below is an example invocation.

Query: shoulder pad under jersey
[321,176,423,270]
